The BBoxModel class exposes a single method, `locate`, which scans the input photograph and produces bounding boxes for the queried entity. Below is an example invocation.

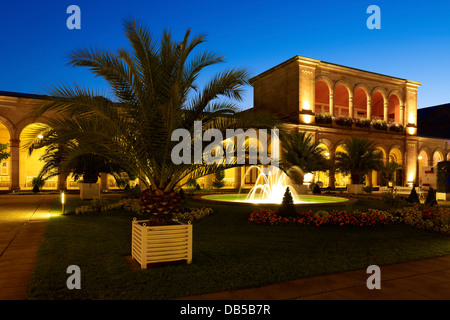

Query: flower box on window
[389,123,404,133]
[353,117,371,129]
[333,116,354,127]
[315,113,333,125]
[372,119,387,130]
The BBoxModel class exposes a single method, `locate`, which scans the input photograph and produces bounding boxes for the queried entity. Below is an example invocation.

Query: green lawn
[28,196,450,300]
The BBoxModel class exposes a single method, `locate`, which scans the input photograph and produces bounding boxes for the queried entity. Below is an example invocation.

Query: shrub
[407,186,420,204]
[313,184,321,194]
[437,161,450,193]
[32,176,45,193]
[174,207,213,223]
[363,186,373,194]
[381,190,406,208]
[277,187,297,218]
[425,187,437,206]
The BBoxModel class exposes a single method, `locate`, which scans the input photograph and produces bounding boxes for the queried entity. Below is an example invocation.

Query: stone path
[0,194,56,300]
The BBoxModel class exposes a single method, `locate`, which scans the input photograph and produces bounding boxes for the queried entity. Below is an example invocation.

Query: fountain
[200,166,349,206]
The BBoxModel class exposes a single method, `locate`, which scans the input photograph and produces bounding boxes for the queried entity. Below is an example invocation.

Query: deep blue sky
[1,0,449,109]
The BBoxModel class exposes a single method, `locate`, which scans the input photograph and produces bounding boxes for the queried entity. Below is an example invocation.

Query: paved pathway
[0,194,57,300]
[177,255,450,300]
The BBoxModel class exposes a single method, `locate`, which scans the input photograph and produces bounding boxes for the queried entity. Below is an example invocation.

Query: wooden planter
[131,219,193,269]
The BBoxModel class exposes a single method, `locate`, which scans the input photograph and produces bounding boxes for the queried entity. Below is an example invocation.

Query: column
[383,101,389,122]
[329,93,334,116]
[9,138,20,191]
[367,98,372,120]
[399,105,405,125]
[349,96,354,118]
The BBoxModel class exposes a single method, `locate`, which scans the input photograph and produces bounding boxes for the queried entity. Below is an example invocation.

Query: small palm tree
[279,131,329,184]
[27,17,278,224]
[335,136,384,184]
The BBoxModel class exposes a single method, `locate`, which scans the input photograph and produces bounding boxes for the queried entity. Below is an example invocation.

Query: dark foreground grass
[28,197,450,300]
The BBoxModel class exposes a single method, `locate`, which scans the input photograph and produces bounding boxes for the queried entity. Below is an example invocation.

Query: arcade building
[0,56,448,192]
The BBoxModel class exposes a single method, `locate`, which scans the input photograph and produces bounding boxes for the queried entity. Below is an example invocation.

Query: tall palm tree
[335,136,384,184]
[27,17,278,223]
[279,131,329,184]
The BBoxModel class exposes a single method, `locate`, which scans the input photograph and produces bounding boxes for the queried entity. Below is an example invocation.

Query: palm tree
[335,136,384,184]
[279,131,329,184]
[27,17,278,223]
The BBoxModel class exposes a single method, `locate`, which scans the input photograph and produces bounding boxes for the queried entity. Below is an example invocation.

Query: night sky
[1,0,450,109]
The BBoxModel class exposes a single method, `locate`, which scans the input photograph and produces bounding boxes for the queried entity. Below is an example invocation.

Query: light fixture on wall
[299,109,314,124]
[406,123,416,135]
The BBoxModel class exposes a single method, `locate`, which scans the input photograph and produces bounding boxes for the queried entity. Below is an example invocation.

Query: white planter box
[347,184,364,194]
[437,192,450,201]
[79,183,100,200]
[131,219,193,269]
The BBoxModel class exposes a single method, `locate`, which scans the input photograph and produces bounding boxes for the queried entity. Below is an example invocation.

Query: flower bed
[249,208,392,227]
[249,205,450,235]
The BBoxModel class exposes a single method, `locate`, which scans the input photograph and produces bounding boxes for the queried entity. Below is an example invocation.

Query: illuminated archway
[432,150,444,166]
[388,147,403,186]
[354,87,368,118]
[0,122,11,189]
[372,91,385,120]
[314,142,330,188]
[372,146,387,186]
[315,80,331,114]
[19,123,57,190]
[334,144,350,187]
[334,84,350,117]
[417,149,430,186]
[388,94,401,123]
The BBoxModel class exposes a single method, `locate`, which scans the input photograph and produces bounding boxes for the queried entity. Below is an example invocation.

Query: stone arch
[333,141,350,187]
[371,144,388,186]
[388,92,401,123]
[353,84,370,118]
[388,145,403,186]
[432,149,444,166]
[334,81,352,117]
[417,147,431,186]
[19,122,57,190]
[371,87,387,120]
[0,115,15,139]
[315,77,333,114]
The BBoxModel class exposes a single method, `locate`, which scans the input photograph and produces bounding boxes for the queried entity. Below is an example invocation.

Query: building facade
[0,56,449,192]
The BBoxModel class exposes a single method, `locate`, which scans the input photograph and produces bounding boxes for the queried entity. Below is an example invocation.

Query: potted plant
[132,188,193,269]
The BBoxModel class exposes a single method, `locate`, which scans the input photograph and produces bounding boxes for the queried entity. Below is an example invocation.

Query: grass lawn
[28,196,450,300]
